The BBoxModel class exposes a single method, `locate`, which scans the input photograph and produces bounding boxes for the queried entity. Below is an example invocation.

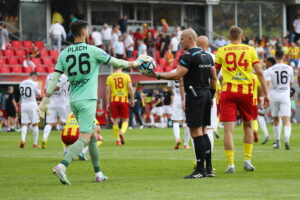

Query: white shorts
[21,102,40,124]
[163,105,172,115]
[46,103,67,123]
[151,107,163,116]
[207,98,217,128]
[258,106,271,115]
[66,103,72,116]
[171,103,185,121]
[270,100,291,117]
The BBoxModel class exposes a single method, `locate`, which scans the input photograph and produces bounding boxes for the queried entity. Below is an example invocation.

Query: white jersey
[45,73,68,105]
[19,79,41,104]
[265,63,293,101]
[167,69,181,105]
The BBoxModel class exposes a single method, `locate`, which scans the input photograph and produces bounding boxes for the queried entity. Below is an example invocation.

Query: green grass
[0,125,300,200]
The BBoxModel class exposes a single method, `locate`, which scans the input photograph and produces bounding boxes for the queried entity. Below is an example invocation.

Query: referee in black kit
[146,29,217,179]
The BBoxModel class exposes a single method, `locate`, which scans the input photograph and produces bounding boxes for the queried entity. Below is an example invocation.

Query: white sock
[278,119,282,137]
[273,126,281,140]
[184,126,190,146]
[43,124,52,141]
[173,122,180,141]
[32,126,39,145]
[207,129,214,152]
[150,115,154,125]
[63,146,68,153]
[21,126,28,142]
[82,146,89,154]
[257,115,269,137]
[284,126,291,143]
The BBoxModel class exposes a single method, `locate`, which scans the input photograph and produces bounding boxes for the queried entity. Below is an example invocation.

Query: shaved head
[180,29,197,50]
[196,35,209,50]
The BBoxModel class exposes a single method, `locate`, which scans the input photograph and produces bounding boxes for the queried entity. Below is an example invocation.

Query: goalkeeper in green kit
[39,20,151,185]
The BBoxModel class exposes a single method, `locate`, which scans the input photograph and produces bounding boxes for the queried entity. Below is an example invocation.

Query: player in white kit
[19,72,41,148]
[264,51,293,150]
[167,72,190,149]
[41,73,68,149]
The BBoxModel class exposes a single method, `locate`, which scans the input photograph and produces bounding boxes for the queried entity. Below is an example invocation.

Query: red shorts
[110,101,129,119]
[252,105,258,120]
[220,91,253,122]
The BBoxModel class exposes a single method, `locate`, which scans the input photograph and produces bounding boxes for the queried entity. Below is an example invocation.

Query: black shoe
[183,170,206,179]
[206,168,215,177]
[119,134,125,145]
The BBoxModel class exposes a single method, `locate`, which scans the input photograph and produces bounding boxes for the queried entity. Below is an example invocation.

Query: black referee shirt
[179,47,214,93]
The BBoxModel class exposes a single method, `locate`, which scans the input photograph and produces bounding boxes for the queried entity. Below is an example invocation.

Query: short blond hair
[229,26,243,41]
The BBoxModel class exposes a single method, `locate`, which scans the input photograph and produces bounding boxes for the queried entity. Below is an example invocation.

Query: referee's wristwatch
[157,74,161,80]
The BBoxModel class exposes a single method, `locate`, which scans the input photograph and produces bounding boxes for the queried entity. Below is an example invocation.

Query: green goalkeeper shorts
[70,100,97,134]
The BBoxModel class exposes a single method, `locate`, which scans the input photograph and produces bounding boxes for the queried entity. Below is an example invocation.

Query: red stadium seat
[11,41,23,49]
[11,66,23,73]
[0,58,6,65]
[14,49,27,57]
[176,51,183,60]
[46,65,55,73]
[126,58,135,61]
[52,57,58,64]
[3,49,15,57]
[49,50,59,59]
[0,51,2,57]
[132,50,137,58]
[155,50,161,59]
[42,57,53,65]
[154,65,164,72]
[164,66,174,72]
[39,49,49,57]
[23,41,33,49]
[22,67,34,73]
[31,57,42,65]
[158,58,166,66]
[7,57,20,65]
[34,41,45,49]
[35,66,46,73]
[0,67,11,73]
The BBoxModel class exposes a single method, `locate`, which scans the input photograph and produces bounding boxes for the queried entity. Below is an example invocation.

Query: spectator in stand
[142,23,149,38]
[176,26,183,41]
[161,19,169,33]
[133,28,144,48]
[124,31,134,58]
[101,23,112,53]
[49,21,66,52]
[0,23,9,50]
[113,36,126,59]
[23,54,36,69]
[137,40,147,56]
[288,42,299,66]
[165,48,174,67]
[111,26,120,49]
[214,37,227,47]
[144,31,155,58]
[118,16,128,34]
[293,9,300,43]
[91,27,102,48]
[170,33,179,57]
[4,86,18,132]
[29,46,41,58]
[69,13,78,23]
[160,33,170,57]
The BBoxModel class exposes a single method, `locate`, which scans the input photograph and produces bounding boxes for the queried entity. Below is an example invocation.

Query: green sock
[89,137,101,173]
[61,138,87,167]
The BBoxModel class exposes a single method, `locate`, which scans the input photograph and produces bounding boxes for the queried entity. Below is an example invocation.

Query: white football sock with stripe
[257,115,269,137]
[206,129,214,152]
[32,126,39,145]
[43,124,52,141]
[184,126,190,146]
[284,126,291,143]
[21,126,28,142]
[173,122,180,141]
[273,126,281,140]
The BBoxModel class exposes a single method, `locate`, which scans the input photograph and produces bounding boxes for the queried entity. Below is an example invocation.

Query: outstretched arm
[107,55,152,68]
[45,72,62,97]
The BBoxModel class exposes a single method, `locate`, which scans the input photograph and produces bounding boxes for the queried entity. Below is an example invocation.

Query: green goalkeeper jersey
[55,42,111,103]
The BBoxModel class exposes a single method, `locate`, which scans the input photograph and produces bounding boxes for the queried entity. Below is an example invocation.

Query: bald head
[196,35,209,50]
[180,29,197,50]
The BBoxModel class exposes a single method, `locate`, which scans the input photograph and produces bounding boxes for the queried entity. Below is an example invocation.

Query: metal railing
[0,21,22,41]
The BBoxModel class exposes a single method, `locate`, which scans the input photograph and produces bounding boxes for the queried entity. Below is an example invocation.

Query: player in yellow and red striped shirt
[106,67,134,146]
[215,26,269,173]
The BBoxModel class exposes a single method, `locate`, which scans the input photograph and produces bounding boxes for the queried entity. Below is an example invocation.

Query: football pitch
[0,125,300,200]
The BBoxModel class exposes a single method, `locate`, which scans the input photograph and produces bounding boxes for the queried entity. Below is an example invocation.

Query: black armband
[210,89,216,99]
[157,74,161,80]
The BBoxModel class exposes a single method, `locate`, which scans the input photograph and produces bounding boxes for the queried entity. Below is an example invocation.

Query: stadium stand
[0,40,58,74]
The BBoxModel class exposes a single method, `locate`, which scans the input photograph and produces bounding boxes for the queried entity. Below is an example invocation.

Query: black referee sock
[204,134,212,170]
[193,136,206,172]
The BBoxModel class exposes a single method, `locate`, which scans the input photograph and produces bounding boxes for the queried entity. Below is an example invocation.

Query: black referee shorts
[6,107,17,118]
[185,90,211,128]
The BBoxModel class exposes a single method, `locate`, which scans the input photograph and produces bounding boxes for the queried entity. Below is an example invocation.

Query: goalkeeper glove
[132,55,153,67]
[38,97,50,118]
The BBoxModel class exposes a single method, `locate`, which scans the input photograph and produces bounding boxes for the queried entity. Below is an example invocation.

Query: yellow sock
[121,121,128,134]
[225,150,234,166]
[113,124,120,140]
[244,143,253,161]
[252,120,258,132]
